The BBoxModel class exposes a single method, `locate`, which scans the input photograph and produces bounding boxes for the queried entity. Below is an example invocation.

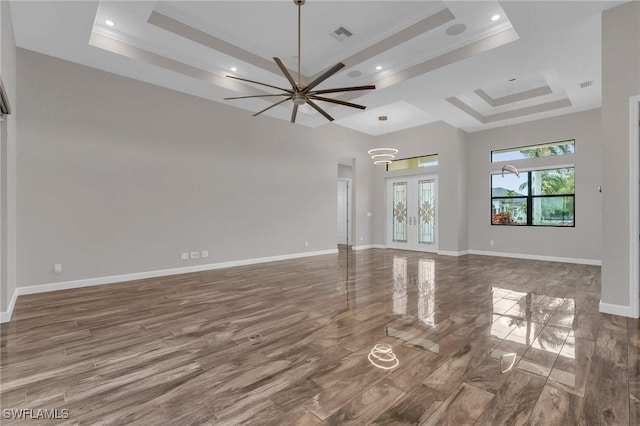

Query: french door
[386,175,437,252]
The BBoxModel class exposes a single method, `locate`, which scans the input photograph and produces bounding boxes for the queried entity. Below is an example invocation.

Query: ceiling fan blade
[274,58,299,92]
[252,97,292,117]
[309,96,367,110]
[306,99,334,122]
[302,63,346,93]
[291,104,299,123]
[309,85,376,95]
[224,94,291,100]
[226,75,293,93]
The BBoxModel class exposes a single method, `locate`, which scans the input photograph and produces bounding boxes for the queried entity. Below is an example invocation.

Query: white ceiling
[10,1,623,135]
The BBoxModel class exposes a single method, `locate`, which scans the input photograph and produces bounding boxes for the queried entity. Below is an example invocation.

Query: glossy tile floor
[1,248,638,425]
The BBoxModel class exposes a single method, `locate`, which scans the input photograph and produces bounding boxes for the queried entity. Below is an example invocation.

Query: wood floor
[0,248,637,425]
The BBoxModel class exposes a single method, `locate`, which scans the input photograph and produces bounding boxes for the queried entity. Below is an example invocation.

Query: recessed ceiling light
[491,14,500,21]
[376,66,382,71]
[230,67,237,72]
[105,20,115,27]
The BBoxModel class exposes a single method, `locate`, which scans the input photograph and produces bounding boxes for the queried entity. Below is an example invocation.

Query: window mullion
[527,172,533,226]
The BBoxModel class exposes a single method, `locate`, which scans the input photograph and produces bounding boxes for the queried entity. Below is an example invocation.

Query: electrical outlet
[304,241,309,247]
[490,240,495,247]
[360,236,364,241]
[190,251,200,259]
[201,250,209,258]
[54,264,62,274]
[181,252,189,260]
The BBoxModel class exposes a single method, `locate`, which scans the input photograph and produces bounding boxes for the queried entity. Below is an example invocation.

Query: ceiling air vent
[579,80,593,89]
[330,26,353,42]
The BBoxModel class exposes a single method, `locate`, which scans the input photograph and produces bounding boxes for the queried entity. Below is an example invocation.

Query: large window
[491,167,575,227]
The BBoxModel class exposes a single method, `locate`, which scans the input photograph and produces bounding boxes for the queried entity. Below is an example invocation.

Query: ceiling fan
[224,0,375,124]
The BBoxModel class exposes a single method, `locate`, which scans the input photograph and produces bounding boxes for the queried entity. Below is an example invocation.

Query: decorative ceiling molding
[88,32,270,97]
[89,2,520,122]
[336,8,455,72]
[372,27,519,92]
[90,6,518,119]
[148,8,456,85]
[446,96,573,123]
[474,85,553,107]
[148,11,292,80]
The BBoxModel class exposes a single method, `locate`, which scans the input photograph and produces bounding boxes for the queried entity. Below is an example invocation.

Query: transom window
[491,167,575,227]
[387,154,438,171]
[491,140,575,162]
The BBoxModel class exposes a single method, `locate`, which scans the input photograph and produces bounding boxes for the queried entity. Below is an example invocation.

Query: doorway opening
[337,178,352,246]
[338,160,354,247]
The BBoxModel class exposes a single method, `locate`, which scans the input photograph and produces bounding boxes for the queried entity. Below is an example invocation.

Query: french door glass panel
[418,179,436,245]
[392,182,408,243]
[387,175,437,252]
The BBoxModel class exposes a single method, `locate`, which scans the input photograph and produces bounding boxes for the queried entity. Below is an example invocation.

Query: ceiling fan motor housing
[294,0,305,5]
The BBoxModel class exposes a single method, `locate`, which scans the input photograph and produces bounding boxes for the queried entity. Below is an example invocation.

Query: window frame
[490,166,575,228]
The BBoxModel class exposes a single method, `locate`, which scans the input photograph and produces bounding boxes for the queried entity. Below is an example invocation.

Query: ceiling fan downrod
[295,0,304,89]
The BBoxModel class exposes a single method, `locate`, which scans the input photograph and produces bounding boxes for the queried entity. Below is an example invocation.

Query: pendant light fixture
[368,116,398,165]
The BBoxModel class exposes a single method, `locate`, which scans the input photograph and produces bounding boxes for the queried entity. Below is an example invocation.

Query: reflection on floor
[0,248,637,425]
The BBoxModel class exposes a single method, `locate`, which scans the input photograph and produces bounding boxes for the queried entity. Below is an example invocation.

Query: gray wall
[601,1,640,307]
[337,164,353,180]
[0,0,17,312]
[16,49,375,287]
[371,121,468,253]
[467,108,603,262]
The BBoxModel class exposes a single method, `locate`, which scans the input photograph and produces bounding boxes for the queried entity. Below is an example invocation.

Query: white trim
[0,289,18,323]
[353,244,386,251]
[437,250,469,257]
[599,301,634,318]
[11,249,338,298]
[628,95,640,318]
[337,178,353,245]
[466,249,601,266]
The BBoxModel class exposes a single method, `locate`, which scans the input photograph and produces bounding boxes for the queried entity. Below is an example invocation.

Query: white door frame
[338,178,352,245]
[385,174,438,252]
[629,95,640,318]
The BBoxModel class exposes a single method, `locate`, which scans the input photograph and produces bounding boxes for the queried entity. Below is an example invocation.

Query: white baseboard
[0,289,18,323]
[6,249,339,314]
[438,250,469,257]
[353,244,386,251]
[466,250,601,266]
[599,301,636,318]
